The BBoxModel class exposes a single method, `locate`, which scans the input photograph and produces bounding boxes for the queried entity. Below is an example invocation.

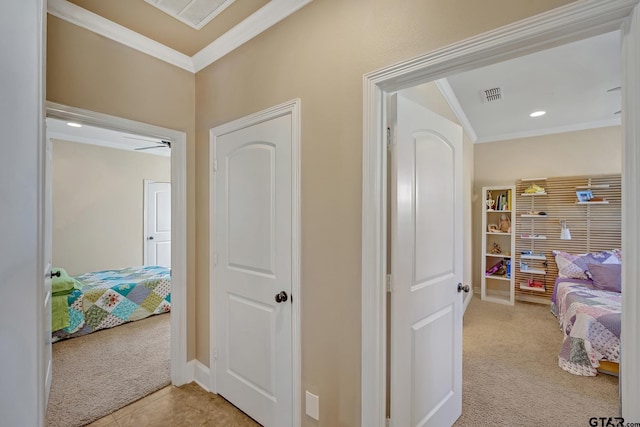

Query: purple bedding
[551,278,621,376]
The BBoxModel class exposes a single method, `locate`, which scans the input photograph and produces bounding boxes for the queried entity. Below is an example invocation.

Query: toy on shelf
[527,279,545,289]
[499,214,511,233]
[489,242,502,254]
[524,183,546,194]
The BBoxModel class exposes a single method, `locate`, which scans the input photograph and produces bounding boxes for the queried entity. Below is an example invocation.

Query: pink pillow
[587,263,621,292]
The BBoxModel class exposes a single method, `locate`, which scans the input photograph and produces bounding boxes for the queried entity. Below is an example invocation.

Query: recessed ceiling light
[67,122,82,128]
[529,111,546,118]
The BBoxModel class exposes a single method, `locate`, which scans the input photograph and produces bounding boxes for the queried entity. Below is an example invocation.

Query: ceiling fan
[123,135,172,151]
[607,87,622,115]
[134,140,171,151]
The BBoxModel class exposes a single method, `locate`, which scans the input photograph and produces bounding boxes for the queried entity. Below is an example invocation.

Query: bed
[550,249,621,376]
[52,265,171,341]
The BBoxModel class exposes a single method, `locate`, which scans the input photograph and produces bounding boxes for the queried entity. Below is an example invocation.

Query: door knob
[457,283,470,293]
[148,236,154,240]
[275,291,288,303]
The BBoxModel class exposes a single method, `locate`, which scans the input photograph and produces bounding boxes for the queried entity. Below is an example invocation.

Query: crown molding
[47,0,195,72]
[47,0,313,74]
[192,0,313,72]
[434,78,478,143]
[474,117,622,143]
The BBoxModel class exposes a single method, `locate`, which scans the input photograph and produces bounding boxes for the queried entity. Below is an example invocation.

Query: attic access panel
[144,0,235,30]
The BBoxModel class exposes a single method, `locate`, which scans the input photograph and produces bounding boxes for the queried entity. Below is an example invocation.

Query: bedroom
[46,119,173,425]
[390,28,622,424]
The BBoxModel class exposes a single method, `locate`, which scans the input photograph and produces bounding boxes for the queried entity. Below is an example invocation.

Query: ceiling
[47,118,172,157]
[403,30,621,143]
[49,1,621,144]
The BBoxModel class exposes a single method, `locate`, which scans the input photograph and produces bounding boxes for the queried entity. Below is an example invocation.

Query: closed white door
[390,94,464,427]
[213,114,292,427]
[144,181,171,267]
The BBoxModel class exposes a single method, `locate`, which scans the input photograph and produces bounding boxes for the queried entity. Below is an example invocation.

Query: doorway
[361,1,640,426]
[46,101,189,388]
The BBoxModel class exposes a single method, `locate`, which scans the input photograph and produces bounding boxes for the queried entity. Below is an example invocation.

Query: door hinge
[213,252,218,266]
[386,274,392,292]
[212,348,218,360]
[386,127,392,151]
[213,159,218,172]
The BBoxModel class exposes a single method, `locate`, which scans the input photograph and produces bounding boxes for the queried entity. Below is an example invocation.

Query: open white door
[212,113,293,427]
[44,136,53,406]
[389,94,464,427]
[144,181,171,267]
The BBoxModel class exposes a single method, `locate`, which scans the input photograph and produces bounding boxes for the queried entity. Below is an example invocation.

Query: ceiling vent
[479,87,503,103]
[145,0,235,30]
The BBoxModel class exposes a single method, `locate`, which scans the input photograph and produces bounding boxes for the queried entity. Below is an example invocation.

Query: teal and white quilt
[53,265,170,341]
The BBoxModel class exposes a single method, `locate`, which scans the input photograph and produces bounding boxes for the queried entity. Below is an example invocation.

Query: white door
[390,94,464,427]
[213,114,292,427]
[44,136,53,406]
[144,181,171,267]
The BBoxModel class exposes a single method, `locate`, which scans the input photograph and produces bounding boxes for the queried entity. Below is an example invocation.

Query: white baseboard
[186,359,213,393]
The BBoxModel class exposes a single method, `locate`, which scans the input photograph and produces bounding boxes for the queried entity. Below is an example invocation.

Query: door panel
[145,182,171,267]
[214,114,292,427]
[227,144,275,275]
[390,94,463,427]
[414,135,455,283]
[227,294,275,397]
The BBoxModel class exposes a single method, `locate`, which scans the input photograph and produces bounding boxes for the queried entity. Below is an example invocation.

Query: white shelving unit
[481,185,515,305]
[517,178,548,296]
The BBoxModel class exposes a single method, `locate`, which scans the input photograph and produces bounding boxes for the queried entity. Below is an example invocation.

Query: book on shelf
[494,189,512,211]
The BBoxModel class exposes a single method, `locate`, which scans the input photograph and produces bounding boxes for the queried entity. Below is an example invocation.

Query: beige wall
[46,15,197,358]
[52,140,170,276]
[44,1,589,424]
[472,126,622,291]
[194,1,573,425]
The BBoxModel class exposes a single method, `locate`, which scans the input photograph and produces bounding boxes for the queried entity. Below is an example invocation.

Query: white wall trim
[192,0,312,72]
[361,1,640,426]
[621,4,640,420]
[45,101,190,387]
[209,99,302,426]
[47,0,312,74]
[187,360,213,392]
[434,78,478,143]
[47,0,194,72]
[474,117,622,143]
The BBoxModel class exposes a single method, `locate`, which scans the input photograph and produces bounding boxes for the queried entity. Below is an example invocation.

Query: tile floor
[87,382,260,427]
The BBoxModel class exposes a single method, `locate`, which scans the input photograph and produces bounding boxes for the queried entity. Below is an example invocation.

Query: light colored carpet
[455,296,619,426]
[46,313,171,427]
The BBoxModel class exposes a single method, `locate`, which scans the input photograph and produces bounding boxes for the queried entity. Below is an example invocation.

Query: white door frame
[361,1,640,425]
[143,180,171,266]
[209,99,301,426]
[46,101,190,386]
